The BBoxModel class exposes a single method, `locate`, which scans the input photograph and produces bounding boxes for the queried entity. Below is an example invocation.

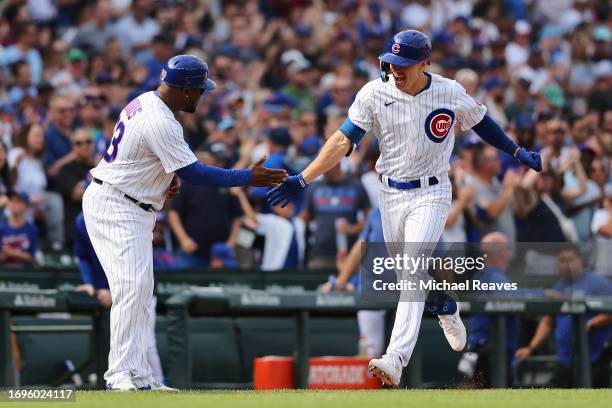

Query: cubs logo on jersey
[424,108,455,143]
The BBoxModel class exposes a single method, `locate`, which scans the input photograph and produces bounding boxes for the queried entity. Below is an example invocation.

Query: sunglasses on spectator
[83,94,107,103]
[73,139,93,146]
[57,106,75,113]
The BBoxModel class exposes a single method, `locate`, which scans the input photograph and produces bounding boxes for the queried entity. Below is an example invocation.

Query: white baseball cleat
[368,354,402,387]
[106,376,137,391]
[146,382,179,392]
[438,303,467,352]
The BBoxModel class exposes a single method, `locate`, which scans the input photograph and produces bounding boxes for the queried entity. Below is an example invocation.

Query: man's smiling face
[389,60,427,93]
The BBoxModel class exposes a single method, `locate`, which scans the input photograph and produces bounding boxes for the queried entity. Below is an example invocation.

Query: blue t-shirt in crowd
[284,231,299,268]
[552,271,612,366]
[44,123,72,168]
[305,176,370,257]
[74,212,109,290]
[360,207,384,243]
[251,151,304,213]
[353,208,383,291]
[143,57,165,87]
[0,220,37,265]
[468,267,520,356]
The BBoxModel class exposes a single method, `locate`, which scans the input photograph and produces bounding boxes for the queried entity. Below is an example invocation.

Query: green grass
[16,389,612,408]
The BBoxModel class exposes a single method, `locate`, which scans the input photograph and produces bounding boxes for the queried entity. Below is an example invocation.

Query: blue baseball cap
[266,127,292,147]
[0,104,15,115]
[217,117,235,131]
[299,135,323,156]
[462,134,482,148]
[262,93,297,112]
[293,24,313,37]
[8,191,30,205]
[484,76,505,90]
[515,114,535,131]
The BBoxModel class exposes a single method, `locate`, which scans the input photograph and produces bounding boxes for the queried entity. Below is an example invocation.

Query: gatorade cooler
[253,356,294,390]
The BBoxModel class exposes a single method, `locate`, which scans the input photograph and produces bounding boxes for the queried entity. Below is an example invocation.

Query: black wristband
[344,142,355,157]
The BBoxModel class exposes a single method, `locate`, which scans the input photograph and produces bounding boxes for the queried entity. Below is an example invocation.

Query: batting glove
[515,148,542,172]
[266,173,308,208]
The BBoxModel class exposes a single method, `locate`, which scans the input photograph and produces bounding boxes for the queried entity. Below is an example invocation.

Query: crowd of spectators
[0,0,609,273]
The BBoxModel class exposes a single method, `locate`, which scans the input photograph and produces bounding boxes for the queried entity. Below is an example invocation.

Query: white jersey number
[104,121,125,163]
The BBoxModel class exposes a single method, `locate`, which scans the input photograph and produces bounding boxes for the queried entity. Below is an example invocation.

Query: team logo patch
[160,69,167,80]
[391,43,401,54]
[424,108,455,143]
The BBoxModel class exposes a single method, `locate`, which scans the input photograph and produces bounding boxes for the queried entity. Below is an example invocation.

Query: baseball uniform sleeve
[342,84,374,144]
[454,83,487,131]
[144,114,197,173]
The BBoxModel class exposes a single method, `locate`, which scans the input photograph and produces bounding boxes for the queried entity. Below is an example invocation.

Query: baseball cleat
[368,354,402,387]
[145,382,179,392]
[106,376,137,391]
[438,303,467,352]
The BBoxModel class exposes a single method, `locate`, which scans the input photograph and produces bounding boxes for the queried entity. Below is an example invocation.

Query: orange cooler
[254,356,382,390]
[253,356,294,390]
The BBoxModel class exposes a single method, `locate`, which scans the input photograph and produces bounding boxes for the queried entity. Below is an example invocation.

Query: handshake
[264,147,542,208]
[266,173,308,208]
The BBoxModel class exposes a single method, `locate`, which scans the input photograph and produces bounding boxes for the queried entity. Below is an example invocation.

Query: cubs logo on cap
[391,43,401,54]
[424,108,455,143]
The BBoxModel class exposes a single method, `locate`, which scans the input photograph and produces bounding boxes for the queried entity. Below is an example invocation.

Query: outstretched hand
[250,156,288,187]
[516,148,542,172]
[266,173,308,207]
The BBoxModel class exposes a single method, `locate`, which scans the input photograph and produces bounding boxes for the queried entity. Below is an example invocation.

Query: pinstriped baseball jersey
[90,91,197,210]
[348,72,487,180]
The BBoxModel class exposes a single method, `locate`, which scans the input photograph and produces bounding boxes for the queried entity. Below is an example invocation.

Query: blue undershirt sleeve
[471,115,519,156]
[78,259,95,286]
[175,161,252,186]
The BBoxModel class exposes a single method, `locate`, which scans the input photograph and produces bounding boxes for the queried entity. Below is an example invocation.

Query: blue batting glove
[266,173,307,207]
[516,148,542,172]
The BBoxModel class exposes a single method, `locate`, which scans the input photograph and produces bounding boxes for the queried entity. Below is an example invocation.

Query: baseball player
[74,212,165,385]
[267,30,542,387]
[82,55,286,391]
